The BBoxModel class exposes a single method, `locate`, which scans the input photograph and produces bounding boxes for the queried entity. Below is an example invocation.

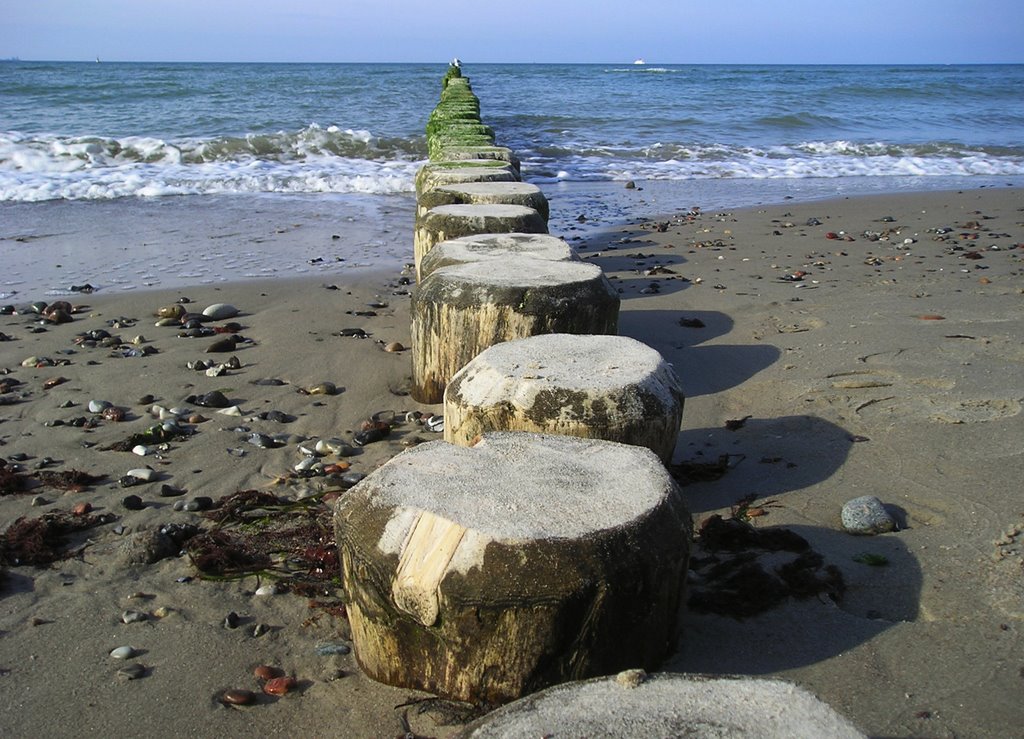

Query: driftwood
[419,232,576,281]
[333,432,692,705]
[410,257,620,404]
[414,204,547,282]
[444,333,684,462]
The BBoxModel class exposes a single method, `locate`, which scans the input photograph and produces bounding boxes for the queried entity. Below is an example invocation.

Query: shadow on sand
[666,414,921,673]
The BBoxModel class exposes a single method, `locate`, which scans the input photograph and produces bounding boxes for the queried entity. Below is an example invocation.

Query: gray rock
[202,303,239,320]
[841,495,896,535]
[118,530,179,566]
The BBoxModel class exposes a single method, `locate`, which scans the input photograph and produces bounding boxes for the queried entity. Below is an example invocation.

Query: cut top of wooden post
[415,161,519,197]
[345,433,682,627]
[417,181,550,223]
[446,333,681,406]
[345,431,682,564]
[418,256,617,312]
[460,673,867,739]
[443,333,684,461]
[419,232,577,280]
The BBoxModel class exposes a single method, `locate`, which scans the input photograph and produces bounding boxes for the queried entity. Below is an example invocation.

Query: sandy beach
[1,185,1022,737]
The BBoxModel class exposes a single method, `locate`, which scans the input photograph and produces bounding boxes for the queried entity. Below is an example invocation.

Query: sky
[3,0,1022,65]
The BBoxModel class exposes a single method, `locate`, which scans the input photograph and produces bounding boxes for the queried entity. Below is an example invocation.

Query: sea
[1,61,1022,294]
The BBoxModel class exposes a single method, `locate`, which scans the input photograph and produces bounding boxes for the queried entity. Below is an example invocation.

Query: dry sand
[1,185,1022,738]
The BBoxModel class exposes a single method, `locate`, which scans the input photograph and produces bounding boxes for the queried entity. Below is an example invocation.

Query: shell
[102,406,126,422]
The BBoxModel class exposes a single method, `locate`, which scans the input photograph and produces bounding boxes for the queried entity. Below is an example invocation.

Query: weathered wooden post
[417,181,550,225]
[459,673,867,737]
[415,161,520,198]
[334,432,693,705]
[444,333,684,463]
[413,203,548,281]
[410,257,620,404]
[419,232,576,281]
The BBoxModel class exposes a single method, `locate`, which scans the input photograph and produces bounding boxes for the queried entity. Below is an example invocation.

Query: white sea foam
[0,126,424,202]
[519,140,1024,184]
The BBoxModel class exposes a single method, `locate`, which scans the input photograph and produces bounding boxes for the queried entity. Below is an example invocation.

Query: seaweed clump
[185,490,341,599]
[687,510,845,618]
[0,511,115,566]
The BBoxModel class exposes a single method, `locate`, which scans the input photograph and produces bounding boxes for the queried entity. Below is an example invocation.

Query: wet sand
[1,185,1022,737]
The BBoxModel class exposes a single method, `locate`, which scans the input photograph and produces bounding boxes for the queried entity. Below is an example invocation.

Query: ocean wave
[519,139,1024,182]
[0,125,427,201]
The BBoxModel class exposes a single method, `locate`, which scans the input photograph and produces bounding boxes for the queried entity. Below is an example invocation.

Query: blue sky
[3,0,1021,64]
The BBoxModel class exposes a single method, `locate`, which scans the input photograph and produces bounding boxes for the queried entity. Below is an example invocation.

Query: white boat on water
[633,58,646,65]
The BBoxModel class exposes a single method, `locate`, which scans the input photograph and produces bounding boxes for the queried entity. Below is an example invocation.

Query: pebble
[314,642,351,656]
[30,495,47,506]
[616,668,648,689]
[127,467,157,482]
[159,484,185,498]
[254,583,280,596]
[109,645,137,660]
[223,611,240,629]
[220,688,255,706]
[262,676,296,695]
[841,495,897,535]
[121,609,148,624]
[340,471,366,487]
[205,337,239,354]
[192,390,229,408]
[247,432,281,449]
[307,382,337,396]
[293,456,321,473]
[88,399,112,413]
[315,438,355,456]
[202,303,239,321]
[156,304,186,320]
[183,496,213,512]
[116,663,147,681]
[131,445,151,457]
[384,341,405,353]
[254,665,281,680]
[121,494,145,510]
